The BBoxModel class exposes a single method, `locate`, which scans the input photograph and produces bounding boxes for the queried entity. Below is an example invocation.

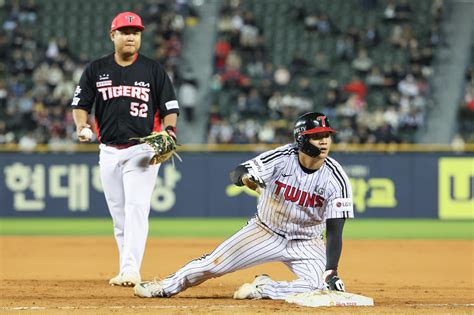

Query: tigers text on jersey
[242,143,354,240]
[71,53,179,144]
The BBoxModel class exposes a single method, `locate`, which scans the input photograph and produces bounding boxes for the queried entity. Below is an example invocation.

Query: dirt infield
[0,237,472,314]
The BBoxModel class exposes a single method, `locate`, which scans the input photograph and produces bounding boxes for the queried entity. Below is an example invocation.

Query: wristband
[165,125,177,141]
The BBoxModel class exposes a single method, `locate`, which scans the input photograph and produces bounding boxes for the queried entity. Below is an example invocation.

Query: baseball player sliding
[71,12,179,287]
[134,112,353,299]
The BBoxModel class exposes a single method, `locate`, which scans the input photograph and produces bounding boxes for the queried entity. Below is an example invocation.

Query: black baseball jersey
[71,53,179,144]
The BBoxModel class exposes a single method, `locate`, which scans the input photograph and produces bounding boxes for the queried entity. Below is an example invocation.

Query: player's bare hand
[242,174,266,191]
[323,270,345,292]
[77,124,92,142]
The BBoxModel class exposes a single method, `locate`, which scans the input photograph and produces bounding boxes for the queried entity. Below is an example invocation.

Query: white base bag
[286,290,374,307]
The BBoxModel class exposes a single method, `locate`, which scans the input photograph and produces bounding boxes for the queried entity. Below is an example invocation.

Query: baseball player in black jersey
[71,11,179,287]
[134,112,353,300]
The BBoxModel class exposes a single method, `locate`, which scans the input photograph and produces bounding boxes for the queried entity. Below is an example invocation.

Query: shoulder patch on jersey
[165,100,179,110]
[332,198,353,212]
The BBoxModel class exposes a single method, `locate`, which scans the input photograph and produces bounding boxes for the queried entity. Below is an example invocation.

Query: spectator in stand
[312,51,331,75]
[398,74,419,97]
[258,121,276,144]
[245,88,266,117]
[322,90,340,118]
[335,118,355,144]
[343,75,367,100]
[304,12,319,33]
[383,0,397,22]
[0,120,8,144]
[290,50,310,75]
[0,80,7,108]
[267,91,284,118]
[220,52,246,89]
[375,122,399,143]
[273,66,291,90]
[335,34,355,61]
[295,77,314,100]
[317,14,332,35]
[383,105,400,130]
[352,48,373,75]
[396,0,413,21]
[214,35,232,73]
[178,77,199,122]
[366,66,386,88]
[239,11,260,55]
[364,24,380,47]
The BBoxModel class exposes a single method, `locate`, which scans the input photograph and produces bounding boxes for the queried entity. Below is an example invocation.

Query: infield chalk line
[1,305,249,311]
[410,304,474,307]
[1,304,473,311]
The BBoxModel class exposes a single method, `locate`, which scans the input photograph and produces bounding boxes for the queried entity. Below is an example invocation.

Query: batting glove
[242,174,266,189]
[323,270,345,292]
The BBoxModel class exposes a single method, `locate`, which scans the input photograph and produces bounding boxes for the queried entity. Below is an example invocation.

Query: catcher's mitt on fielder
[131,131,181,165]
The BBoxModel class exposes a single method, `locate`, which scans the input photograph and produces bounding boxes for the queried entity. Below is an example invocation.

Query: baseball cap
[110,12,145,32]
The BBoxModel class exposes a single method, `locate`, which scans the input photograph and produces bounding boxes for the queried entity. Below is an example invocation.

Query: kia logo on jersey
[134,81,150,87]
[274,180,325,208]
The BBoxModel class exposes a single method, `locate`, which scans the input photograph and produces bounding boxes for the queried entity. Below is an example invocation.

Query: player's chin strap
[299,136,321,157]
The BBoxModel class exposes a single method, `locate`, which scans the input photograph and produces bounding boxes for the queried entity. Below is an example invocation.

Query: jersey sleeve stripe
[261,148,298,164]
[242,162,252,171]
[324,159,348,198]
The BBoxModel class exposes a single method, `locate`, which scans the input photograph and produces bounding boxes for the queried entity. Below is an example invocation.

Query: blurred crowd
[0,0,195,149]
[457,64,474,144]
[207,0,445,145]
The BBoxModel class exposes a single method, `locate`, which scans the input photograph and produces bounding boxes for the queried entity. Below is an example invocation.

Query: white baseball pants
[160,217,326,299]
[99,143,159,276]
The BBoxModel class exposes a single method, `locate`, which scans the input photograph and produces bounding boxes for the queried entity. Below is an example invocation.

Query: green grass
[0,218,472,239]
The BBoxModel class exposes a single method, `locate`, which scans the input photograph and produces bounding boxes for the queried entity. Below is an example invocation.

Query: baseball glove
[131,131,181,165]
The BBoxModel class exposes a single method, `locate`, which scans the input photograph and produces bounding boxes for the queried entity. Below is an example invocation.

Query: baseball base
[286,290,374,307]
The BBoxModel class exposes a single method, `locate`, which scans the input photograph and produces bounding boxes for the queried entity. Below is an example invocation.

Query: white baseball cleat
[233,283,263,300]
[233,274,272,299]
[252,274,272,286]
[109,272,141,287]
[134,281,167,298]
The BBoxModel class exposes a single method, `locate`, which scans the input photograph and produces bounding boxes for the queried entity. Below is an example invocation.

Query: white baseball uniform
[158,143,354,299]
[99,143,159,275]
[72,52,180,280]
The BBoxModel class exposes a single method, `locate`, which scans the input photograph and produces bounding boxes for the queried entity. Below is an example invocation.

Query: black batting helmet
[294,112,336,157]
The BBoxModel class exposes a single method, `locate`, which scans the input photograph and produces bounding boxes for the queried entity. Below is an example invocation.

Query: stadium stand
[457,55,474,144]
[0,0,193,148]
[207,0,444,145]
[3,0,470,147]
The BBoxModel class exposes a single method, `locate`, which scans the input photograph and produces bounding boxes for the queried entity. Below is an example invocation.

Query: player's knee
[304,277,323,290]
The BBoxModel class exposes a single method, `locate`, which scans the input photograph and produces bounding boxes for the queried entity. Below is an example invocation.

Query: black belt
[256,215,286,238]
[106,141,140,149]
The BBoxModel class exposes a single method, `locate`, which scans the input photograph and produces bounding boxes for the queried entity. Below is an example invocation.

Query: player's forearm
[163,113,178,141]
[325,218,345,270]
[163,113,178,128]
[73,109,90,129]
